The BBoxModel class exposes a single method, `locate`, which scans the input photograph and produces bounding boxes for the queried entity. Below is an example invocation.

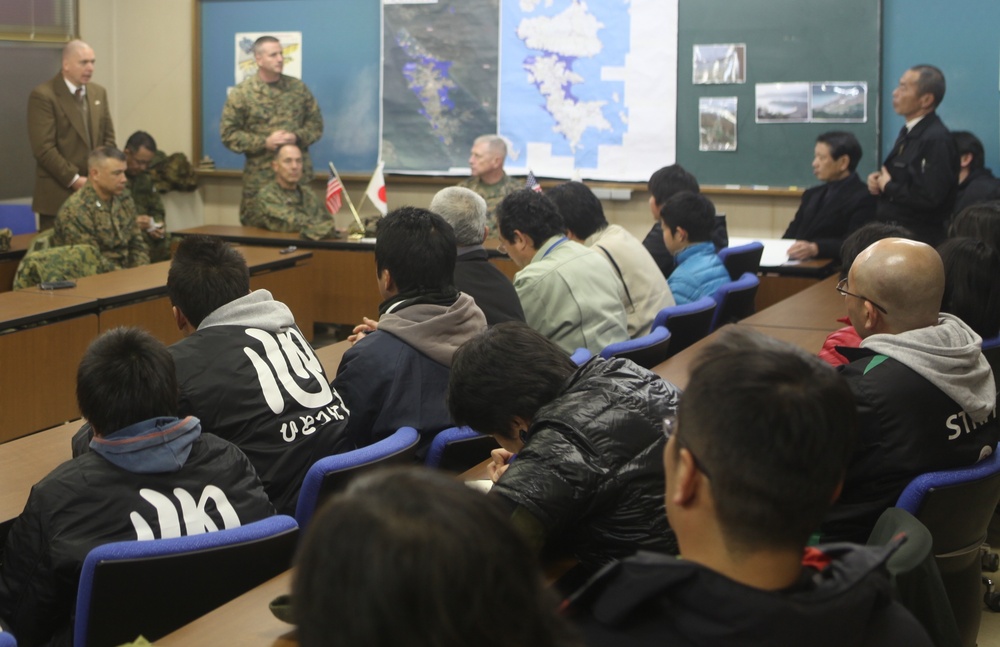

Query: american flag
[326,173,343,214]
[525,171,543,193]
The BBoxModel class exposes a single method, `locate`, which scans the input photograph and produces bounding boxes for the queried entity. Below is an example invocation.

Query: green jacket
[51,184,149,269]
[242,181,336,240]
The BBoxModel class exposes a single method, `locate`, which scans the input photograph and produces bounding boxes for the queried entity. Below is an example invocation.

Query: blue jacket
[667,242,730,305]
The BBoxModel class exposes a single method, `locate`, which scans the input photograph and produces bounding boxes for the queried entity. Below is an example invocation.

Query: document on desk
[727,237,800,268]
[465,479,493,493]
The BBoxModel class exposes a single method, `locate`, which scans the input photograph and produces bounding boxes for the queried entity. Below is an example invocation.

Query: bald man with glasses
[820,238,999,543]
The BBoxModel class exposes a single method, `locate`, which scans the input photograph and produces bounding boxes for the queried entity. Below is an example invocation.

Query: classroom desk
[740,274,844,332]
[157,571,297,646]
[20,246,315,345]
[175,225,520,325]
[0,290,99,440]
[0,420,79,524]
[756,259,836,310]
[316,339,351,377]
[0,232,34,293]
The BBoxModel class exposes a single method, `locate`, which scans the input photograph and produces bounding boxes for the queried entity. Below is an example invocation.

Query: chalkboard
[198,0,381,173]
[675,0,881,188]
[1,42,63,200]
[197,0,880,187]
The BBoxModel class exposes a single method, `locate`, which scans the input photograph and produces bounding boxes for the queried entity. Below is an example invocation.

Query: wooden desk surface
[741,274,844,331]
[20,246,313,306]
[0,233,34,261]
[0,420,80,522]
[156,571,297,647]
[0,290,97,329]
[177,225,373,252]
[316,340,351,377]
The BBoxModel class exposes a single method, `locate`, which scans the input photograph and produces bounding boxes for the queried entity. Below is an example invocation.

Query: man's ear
[172,306,194,336]
[670,448,702,508]
[379,268,396,293]
[960,152,974,170]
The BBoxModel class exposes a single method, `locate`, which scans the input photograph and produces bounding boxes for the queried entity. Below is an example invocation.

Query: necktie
[75,87,92,148]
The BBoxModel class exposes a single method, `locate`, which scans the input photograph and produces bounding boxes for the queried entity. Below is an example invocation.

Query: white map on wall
[499,0,677,182]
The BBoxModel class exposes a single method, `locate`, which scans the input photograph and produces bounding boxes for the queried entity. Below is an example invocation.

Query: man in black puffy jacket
[0,328,273,647]
[448,322,681,576]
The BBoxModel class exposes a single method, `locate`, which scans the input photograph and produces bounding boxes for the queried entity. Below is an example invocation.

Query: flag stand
[328,161,366,238]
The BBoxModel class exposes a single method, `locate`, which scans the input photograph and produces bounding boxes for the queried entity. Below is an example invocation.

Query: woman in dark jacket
[448,322,682,577]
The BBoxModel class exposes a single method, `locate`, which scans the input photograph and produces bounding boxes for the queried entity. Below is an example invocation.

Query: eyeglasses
[836,278,888,315]
[663,416,711,479]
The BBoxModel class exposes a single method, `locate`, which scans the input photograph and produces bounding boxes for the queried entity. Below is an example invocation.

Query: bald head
[62,40,95,87]
[849,238,944,335]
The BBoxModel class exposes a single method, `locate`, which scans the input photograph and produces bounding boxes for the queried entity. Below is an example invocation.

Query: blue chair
[0,204,36,235]
[896,446,1000,647]
[74,514,299,647]
[599,326,671,369]
[569,347,592,365]
[0,631,16,647]
[294,426,420,529]
[651,296,716,358]
[710,272,760,331]
[982,335,1000,377]
[718,241,763,280]
[424,426,499,473]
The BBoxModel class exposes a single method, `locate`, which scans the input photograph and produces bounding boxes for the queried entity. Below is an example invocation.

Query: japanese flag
[365,162,388,216]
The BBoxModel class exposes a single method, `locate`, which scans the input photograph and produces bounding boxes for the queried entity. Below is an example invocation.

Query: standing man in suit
[783,131,876,261]
[868,65,958,246]
[28,40,116,231]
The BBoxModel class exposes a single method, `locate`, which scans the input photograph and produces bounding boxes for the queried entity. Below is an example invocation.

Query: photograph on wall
[234,31,303,84]
[755,82,809,123]
[810,82,867,122]
[693,44,745,85]
[699,96,737,151]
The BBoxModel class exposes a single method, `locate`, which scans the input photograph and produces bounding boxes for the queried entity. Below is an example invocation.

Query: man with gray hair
[458,134,520,227]
[430,186,524,325]
[821,237,998,543]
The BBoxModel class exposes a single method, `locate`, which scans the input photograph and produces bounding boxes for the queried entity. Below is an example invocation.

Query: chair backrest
[74,514,299,647]
[569,347,592,366]
[717,241,763,280]
[294,426,420,529]
[982,335,1000,378]
[651,296,716,358]
[0,204,36,235]
[895,446,1000,647]
[424,426,499,473]
[710,272,760,331]
[867,508,963,647]
[0,631,16,647]
[598,326,671,369]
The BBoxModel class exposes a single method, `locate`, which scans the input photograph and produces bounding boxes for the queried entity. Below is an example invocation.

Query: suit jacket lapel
[52,74,90,147]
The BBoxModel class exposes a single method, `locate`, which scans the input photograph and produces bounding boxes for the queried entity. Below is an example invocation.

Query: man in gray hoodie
[333,207,487,452]
[822,238,999,542]
[167,235,351,515]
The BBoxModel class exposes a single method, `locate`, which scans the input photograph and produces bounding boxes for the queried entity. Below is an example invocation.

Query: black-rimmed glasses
[663,416,711,479]
[836,278,888,315]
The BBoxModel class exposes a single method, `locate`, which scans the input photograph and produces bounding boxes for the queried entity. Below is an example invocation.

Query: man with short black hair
[547,181,674,337]
[642,164,701,278]
[571,327,933,646]
[124,130,171,261]
[51,146,150,269]
[167,235,349,515]
[783,131,876,261]
[458,135,520,227]
[658,191,729,304]
[429,186,525,325]
[952,131,1000,216]
[0,327,273,646]
[822,238,999,542]
[868,65,959,246]
[496,190,627,354]
[333,207,487,449]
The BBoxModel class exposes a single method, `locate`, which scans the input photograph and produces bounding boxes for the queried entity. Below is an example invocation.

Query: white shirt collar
[64,77,85,96]
[905,114,927,132]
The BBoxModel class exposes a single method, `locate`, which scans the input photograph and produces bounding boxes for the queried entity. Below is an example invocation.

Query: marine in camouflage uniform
[220,74,323,211]
[243,180,336,240]
[51,183,149,269]
[126,171,171,262]
[458,172,521,232]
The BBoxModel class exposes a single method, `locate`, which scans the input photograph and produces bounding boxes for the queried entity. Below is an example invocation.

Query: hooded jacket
[667,241,730,306]
[492,357,681,574]
[0,417,273,647]
[169,290,350,515]
[569,543,932,647]
[823,314,999,542]
[332,291,487,449]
